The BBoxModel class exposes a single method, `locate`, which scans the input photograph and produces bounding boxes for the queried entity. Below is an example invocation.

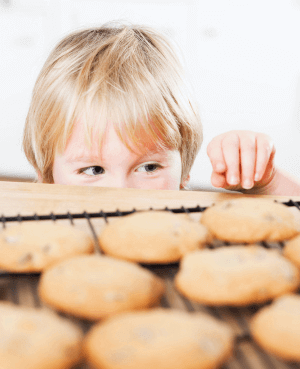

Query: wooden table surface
[0,181,300,369]
[0,180,299,216]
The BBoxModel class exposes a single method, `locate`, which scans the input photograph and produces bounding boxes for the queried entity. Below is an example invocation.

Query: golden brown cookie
[0,222,94,272]
[200,198,300,243]
[39,255,165,320]
[283,234,300,268]
[175,245,300,306]
[0,302,83,369]
[251,294,300,361]
[98,211,211,264]
[84,308,235,369]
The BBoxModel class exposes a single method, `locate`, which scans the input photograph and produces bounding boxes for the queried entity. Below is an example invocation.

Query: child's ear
[180,174,190,189]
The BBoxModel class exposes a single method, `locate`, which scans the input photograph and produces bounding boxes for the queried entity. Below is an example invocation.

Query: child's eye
[137,163,162,174]
[79,166,104,176]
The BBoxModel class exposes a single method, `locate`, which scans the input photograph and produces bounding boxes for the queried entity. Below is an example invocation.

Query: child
[23,22,300,195]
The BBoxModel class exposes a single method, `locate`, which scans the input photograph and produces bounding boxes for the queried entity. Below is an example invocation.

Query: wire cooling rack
[1,199,299,223]
[0,200,300,369]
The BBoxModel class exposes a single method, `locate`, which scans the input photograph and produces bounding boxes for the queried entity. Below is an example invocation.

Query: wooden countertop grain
[0,180,299,216]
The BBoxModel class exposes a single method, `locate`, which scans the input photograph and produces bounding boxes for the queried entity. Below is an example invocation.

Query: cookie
[175,245,300,306]
[251,294,300,361]
[0,302,83,369]
[283,234,300,268]
[84,308,235,369]
[39,255,165,320]
[200,198,300,243]
[98,211,211,264]
[0,222,94,272]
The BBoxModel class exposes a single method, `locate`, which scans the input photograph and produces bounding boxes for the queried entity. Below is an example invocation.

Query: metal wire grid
[0,199,300,369]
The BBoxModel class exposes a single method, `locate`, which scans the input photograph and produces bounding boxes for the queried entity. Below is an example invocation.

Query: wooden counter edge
[0,180,299,216]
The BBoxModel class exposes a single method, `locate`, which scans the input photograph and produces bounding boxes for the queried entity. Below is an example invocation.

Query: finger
[240,134,256,189]
[207,139,227,173]
[221,133,240,186]
[263,149,276,185]
[211,171,227,188]
[254,136,275,182]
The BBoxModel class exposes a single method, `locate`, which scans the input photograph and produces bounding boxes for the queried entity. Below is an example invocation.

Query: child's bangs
[80,85,182,156]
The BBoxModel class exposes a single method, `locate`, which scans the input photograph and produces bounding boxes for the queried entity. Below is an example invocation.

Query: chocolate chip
[198,337,222,356]
[264,214,276,222]
[264,214,282,222]
[41,244,52,253]
[134,327,154,343]
[18,253,33,264]
[222,202,233,210]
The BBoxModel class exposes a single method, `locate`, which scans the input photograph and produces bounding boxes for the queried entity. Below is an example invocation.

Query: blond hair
[23,22,203,184]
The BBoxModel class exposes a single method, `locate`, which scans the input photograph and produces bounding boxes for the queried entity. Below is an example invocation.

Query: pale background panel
[1,0,300,190]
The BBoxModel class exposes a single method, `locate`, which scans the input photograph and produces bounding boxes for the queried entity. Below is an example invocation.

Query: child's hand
[207,130,276,191]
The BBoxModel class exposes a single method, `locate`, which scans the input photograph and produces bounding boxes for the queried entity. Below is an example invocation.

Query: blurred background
[1,0,300,190]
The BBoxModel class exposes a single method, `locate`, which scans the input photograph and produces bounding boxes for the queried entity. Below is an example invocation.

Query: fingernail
[229,176,239,185]
[243,179,253,189]
[254,173,260,181]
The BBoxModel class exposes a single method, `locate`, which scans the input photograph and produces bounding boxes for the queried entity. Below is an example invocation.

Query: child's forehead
[63,119,168,160]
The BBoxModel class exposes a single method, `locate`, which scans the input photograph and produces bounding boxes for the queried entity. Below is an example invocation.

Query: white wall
[1,0,300,190]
